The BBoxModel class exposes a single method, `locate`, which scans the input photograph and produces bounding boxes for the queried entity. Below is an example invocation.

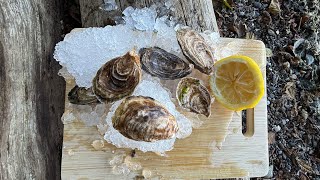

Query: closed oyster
[112,96,178,142]
[176,28,216,75]
[68,85,100,105]
[92,51,141,103]
[176,77,212,117]
[139,47,193,79]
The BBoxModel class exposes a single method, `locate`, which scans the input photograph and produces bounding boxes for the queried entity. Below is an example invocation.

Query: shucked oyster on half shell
[92,51,142,103]
[139,47,193,80]
[176,77,212,117]
[176,27,216,75]
[112,96,179,142]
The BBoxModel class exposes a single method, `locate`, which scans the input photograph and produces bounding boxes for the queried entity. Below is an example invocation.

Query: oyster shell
[176,28,216,75]
[139,47,193,79]
[92,51,141,103]
[176,77,212,117]
[68,85,100,105]
[112,96,179,142]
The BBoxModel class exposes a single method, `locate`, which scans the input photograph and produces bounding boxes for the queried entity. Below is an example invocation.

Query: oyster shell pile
[139,47,193,80]
[92,51,141,103]
[67,26,217,144]
[112,96,179,142]
[176,28,216,75]
[176,77,212,117]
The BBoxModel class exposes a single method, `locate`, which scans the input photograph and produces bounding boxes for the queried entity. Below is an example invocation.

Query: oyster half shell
[176,77,212,117]
[112,96,179,142]
[139,47,193,79]
[92,51,141,103]
[176,28,216,75]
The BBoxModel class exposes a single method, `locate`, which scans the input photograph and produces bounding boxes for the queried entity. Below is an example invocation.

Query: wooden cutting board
[60,38,268,179]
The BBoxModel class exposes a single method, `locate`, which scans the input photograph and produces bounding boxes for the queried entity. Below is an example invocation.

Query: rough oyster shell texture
[176,28,216,75]
[68,85,100,105]
[176,77,212,117]
[139,47,193,80]
[112,96,179,142]
[92,51,141,103]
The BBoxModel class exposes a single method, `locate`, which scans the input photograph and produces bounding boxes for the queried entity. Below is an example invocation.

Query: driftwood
[0,1,65,179]
[79,0,219,32]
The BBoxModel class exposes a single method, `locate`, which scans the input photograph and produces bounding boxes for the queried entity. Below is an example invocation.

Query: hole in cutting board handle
[242,108,254,137]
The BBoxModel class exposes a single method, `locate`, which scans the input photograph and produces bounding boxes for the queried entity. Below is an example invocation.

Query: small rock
[281,119,287,125]
[301,109,308,120]
[254,2,262,8]
[283,61,290,69]
[274,125,281,132]
[267,100,271,106]
[291,74,297,80]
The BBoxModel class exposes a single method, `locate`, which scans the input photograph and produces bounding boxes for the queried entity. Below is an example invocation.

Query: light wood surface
[0,1,65,179]
[61,37,268,179]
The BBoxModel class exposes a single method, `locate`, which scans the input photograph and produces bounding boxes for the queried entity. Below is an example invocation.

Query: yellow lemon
[210,55,264,111]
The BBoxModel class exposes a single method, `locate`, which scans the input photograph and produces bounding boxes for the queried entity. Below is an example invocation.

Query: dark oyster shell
[176,28,216,75]
[112,96,179,142]
[176,77,212,117]
[68,85,100,105]
[139,47,193,79]
[92,51,141,103]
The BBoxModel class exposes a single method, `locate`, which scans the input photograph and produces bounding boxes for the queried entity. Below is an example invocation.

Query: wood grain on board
[60,37,268,179]
[0,0,65,179]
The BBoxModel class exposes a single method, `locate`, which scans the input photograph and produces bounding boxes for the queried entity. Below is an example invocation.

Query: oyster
[139,47,193,79]
[92,51,141,103]
[112,96,178,142]
[176,77,212,117]
[68,85,100,105]
[176,28,216,75]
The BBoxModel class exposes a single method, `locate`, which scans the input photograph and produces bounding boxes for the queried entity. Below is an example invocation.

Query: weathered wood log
[79,0,219,32]
[0,1,65,179]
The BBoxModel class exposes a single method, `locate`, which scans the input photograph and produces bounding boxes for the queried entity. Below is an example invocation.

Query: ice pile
[54,7,181,87]
[104,77,192,153]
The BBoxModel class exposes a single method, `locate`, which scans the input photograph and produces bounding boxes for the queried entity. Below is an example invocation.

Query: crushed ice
[104,76,192,153]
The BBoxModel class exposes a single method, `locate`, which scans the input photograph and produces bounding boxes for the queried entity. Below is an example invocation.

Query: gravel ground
[63,0,320,179]
[214,0,320,179]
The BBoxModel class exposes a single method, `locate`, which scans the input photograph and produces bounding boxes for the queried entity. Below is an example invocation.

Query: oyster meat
[139,47,193,79]
[176,27,216,75]
[92,51,141,103]
[176,77,212,117]
[112,96,179,142]
[68,85,100,105]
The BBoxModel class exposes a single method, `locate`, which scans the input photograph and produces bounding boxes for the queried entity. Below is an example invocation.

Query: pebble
[281,119,287,125]
[267,100,271,106]
[253,2,262,9]
[274,125,281,132]
[283,62,290,69]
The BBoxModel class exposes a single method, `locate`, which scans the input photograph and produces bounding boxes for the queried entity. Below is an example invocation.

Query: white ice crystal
[54,7,181,87]
[104,77,192,153]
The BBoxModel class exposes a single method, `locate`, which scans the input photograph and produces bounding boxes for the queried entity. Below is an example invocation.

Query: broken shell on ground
[139,47,193,80]
[112,96,179,142]
[92,51,142,103]
[68,85,100,105]
[176,77,212,117]
[176,27,216,75]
